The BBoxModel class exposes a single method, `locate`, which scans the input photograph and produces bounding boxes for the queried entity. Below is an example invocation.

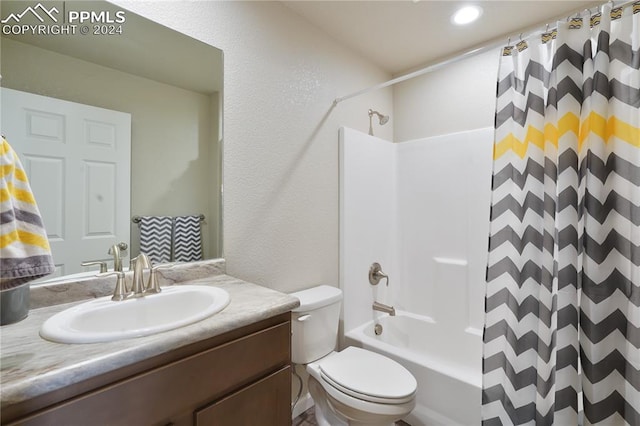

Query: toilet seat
[318,347,417,404]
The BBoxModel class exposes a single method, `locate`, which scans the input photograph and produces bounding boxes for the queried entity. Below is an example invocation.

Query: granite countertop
[0,273,300,410]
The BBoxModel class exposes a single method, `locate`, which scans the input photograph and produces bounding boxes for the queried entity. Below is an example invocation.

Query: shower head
[368,109,390,136]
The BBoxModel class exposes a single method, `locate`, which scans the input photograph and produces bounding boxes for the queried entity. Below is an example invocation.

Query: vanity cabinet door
[7,319,291,426]
[194,366,291,426]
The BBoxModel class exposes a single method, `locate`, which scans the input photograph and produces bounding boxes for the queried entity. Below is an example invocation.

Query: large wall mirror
[1,0,223,282]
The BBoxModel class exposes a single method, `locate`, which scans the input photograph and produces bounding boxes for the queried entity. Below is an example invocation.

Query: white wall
[113,1,394,293]
[393,49,499,142]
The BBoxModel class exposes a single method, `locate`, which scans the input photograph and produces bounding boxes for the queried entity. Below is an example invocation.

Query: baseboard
[292,393,314,419]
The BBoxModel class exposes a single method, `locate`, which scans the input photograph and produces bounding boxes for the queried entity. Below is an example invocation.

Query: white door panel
[1,88,131,277]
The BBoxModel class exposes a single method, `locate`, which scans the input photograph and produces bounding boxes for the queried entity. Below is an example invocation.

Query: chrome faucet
[372,301,396,316]
[131,253,151,296]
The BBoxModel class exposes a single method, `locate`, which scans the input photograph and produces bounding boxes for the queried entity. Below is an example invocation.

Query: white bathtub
[345,311,482,426]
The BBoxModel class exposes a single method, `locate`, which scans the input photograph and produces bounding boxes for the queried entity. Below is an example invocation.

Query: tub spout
[373,301,395,316]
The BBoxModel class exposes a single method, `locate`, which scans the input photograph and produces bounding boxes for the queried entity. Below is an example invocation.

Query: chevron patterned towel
[138,216,172,264]
[172,215,203,262]
[0,137,55,290]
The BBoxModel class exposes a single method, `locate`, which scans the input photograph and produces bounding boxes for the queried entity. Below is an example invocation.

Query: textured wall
[393,49,499,142]
[113,1,393,293]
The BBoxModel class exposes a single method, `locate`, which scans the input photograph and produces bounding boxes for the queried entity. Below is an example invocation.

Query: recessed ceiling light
[451,5,482,25]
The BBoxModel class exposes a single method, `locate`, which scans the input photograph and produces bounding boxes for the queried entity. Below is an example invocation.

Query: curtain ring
[519,33,523,41]
[545,23,550,32]
[507,36,511,46]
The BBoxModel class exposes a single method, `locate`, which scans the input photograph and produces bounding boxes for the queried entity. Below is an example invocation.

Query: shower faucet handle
[369,262,389,286]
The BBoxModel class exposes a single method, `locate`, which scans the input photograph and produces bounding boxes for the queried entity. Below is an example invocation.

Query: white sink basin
[40,285,230,344]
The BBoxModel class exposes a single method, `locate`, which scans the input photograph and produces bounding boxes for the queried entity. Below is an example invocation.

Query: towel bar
[131,214,205,224]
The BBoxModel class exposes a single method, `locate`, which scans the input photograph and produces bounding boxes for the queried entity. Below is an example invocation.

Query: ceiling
[281,0,602,75]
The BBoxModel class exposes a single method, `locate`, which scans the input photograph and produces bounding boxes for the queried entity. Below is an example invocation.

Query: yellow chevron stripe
[1,139,9,155]
[0,164,29,182]
[494,112,639,159]
[0,182,37,205]
[0,229,50,250]
[579,112,640,150]
[493,127,544,159]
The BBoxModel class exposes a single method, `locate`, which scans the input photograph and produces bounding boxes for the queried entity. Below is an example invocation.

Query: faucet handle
[369,262,389,286]
[98,271,129,301]
[145,263,176,294]
[81,260,108,273]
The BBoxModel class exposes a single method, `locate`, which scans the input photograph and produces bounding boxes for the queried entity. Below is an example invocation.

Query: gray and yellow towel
[0,137,55,290]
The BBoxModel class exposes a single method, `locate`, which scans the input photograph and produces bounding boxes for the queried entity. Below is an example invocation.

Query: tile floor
[293,407,411,426]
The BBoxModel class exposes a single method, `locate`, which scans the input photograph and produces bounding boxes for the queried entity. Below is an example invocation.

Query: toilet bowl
[290,286,417,426]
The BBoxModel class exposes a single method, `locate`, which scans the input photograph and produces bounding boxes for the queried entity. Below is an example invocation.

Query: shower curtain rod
[332,0,636,106]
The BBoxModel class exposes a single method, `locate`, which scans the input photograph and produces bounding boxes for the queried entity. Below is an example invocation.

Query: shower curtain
[483,3,639,425]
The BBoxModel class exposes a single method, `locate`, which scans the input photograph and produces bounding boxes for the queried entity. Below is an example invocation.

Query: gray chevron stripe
[581,151,640,186]
[484,322,555,362]
[580,348,640,390]
[609,38,640,69]
[584,230,639,265]
[482,385,537,423]
[497,61,550,97]
[580,310,640,348]
[492,158,554,189]
[547,76,583,108]
[583,390,640,425]
[551,42,588,71]
[584,72,640,107]
[489,193,550,222]
[485,289,553,326]
[483,353,555,396]
[557,305,579,333]
[558,149,579,175]
[584,190,640,226]
[486,258,554,289]
[482,417,502,426]
[488,225,554,254]
[495,94,545,128]
[0,208,46,228]
[557,264,580,291]
[557,344,580,371]
[558,225,579,251]
[484,345,579,384]
[557,187,579,213]
[483,384,578,424]
[582,269,639,305]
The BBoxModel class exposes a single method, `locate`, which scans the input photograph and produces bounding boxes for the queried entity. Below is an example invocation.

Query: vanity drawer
[11,320,291,426]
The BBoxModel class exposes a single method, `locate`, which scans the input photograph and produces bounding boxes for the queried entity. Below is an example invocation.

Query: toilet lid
[318,347,417,403]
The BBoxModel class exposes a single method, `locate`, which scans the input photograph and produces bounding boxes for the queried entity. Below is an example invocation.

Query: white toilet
[290,285,417,426]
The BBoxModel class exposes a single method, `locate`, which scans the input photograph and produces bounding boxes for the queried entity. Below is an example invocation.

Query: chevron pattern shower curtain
[483,3,639,425]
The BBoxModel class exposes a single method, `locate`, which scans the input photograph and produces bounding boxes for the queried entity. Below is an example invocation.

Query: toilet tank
[289,285,342,364]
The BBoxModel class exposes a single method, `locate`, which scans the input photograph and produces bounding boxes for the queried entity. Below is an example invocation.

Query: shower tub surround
[339,127,493,425]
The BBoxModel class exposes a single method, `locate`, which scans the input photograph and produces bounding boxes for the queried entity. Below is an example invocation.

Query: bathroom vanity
[0,269,299,426]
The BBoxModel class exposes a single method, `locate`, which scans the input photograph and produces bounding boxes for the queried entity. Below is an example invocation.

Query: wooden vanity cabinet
[4,313,292,426]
